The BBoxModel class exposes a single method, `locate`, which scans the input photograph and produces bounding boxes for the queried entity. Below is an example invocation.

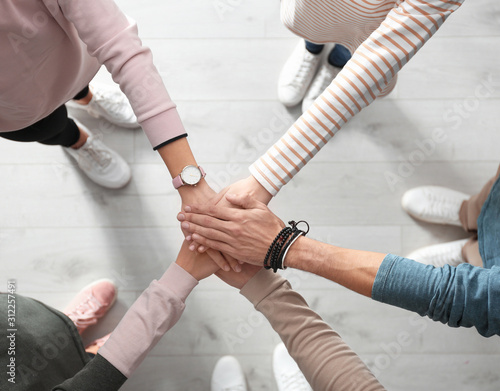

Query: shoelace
[66,294,103,329]
[290,53,319,89]
[78,139,112,170]
[280,371,311,391]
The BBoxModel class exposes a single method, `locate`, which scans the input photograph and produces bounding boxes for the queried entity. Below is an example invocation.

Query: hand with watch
[155,136,243,273]
[186,175,274,253]
[172,165,243,273]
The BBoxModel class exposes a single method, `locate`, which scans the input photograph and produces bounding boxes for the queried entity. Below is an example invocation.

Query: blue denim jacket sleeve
[372,254,500,337]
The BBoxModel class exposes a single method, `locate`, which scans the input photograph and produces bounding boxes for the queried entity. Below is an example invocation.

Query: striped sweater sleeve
[250,0,465,195]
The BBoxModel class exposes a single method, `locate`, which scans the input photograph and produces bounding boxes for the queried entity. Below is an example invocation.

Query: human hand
[175,240,220,281]
[184,175,273,251]
[179,180,218,218]
[178,180,217,240]
[180,175,272,271]
[181,176,270,234]
[216,263,263,290]
[179,181,241,272]
[178,193,285,265]
[216,175,273,208]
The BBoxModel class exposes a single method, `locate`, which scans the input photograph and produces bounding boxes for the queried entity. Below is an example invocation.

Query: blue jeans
[305,41,351,68]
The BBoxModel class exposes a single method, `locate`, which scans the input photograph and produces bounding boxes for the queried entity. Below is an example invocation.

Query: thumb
[225,192,261,210]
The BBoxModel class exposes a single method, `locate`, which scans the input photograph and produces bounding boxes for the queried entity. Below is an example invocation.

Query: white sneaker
[402,186,470,226]
[406,239,469,268]
[67,83,139,128]
[273,343,312,391]
[278,41,322,107]
[65,121,131,189]
[302,59,342,113]
[211,356,247,391]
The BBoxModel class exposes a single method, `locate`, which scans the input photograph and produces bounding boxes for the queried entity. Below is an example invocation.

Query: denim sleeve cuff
[371,253,399,303]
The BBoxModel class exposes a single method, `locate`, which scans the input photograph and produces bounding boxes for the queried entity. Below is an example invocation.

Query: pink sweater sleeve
[98,263,198,378]
[56,0,186,149]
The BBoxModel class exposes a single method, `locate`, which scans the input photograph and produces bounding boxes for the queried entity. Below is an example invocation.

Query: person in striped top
[250,0,465,197]
[215,0,465,211]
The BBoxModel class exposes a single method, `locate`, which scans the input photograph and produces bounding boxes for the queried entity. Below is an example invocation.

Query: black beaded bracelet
[270,228,293,272]
[264,227,291,270]
[264,220,309,273]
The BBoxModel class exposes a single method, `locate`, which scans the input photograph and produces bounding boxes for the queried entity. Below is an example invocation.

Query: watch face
[181,165,202,185]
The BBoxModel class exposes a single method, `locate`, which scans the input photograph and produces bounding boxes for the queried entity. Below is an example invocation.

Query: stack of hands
[174,175,285,288]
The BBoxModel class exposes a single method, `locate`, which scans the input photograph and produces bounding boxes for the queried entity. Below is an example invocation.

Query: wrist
[178,178,211,199]
[157,137,200,179]
[284,236,310,270]
[175,257,201,281]
[245,176,272,204]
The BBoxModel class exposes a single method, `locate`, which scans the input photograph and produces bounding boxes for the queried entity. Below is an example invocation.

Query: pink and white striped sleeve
[250,0,465,196]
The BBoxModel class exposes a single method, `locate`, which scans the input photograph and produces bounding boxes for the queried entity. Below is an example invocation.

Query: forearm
[286,237,385,297]
[372,255,500,337]
[241,270,384,390]
[250,0,464,195]
[98,263,198,377]
[157,137,197,178]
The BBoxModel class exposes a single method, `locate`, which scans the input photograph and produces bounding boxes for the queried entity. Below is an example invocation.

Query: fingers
[183,204,236,221]
[225,193,263,210]
[211,186,230,205]
[215,264,263,289]
[178,212,239,261]
[191,231,236,259]
[207,249,241,273]
[179,218,234,245]
[179,212,233,235]
[223,253,242,273]
[206,249,231,272]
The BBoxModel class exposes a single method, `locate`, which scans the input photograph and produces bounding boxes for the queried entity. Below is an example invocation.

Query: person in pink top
[0,0,210,203]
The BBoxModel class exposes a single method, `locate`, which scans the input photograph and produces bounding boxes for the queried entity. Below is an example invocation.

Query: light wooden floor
[1,0,500,390]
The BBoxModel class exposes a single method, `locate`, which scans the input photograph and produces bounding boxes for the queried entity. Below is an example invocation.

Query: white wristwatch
[172,165,206,189]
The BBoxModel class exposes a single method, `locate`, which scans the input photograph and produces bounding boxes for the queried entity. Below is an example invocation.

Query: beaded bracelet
[264,220,309,273]
[264,227,292,270]
[270,228,293,272]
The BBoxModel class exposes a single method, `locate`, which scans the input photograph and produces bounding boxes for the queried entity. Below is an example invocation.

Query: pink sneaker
[64,279,117,335]
[85,333,112,354]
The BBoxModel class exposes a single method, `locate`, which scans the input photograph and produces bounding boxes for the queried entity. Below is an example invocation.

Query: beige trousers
[459,164,500,267]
